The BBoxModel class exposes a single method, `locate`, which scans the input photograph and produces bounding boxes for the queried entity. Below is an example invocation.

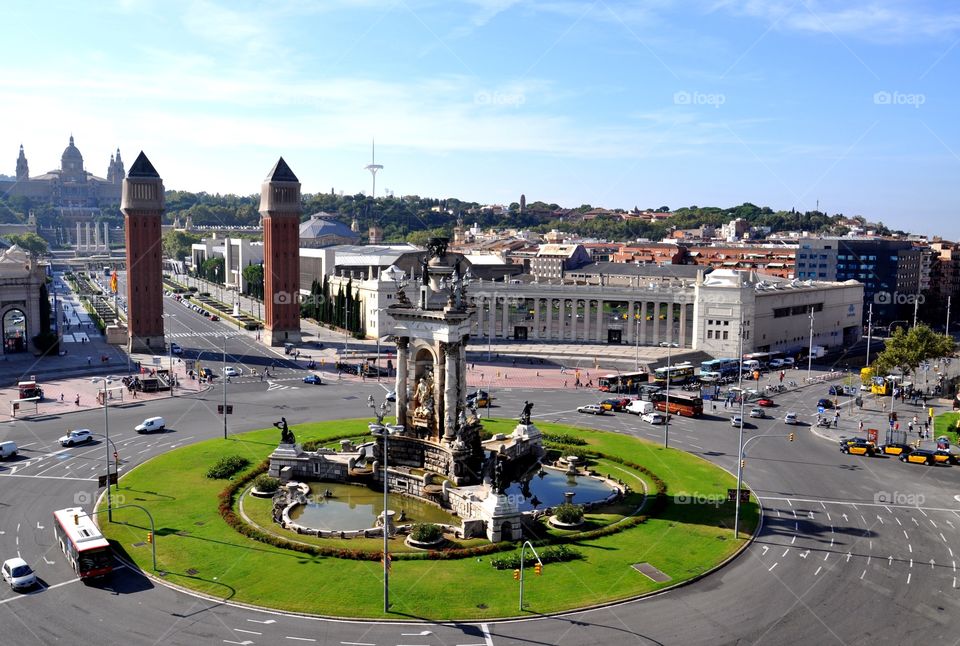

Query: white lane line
[246,619,277,625]
[895,517,902,526]
[867,555,872,566]
[911,517,919,526]
[877,515,884,525]
[824,553,830,562]
[285,638,317,643]
[918,508,928,517]
[941,533,948,543]
[480,622,495,646]
[782,549,790,557]
[826,512,832,521]
[0,473,95,482]
[233,629,261,635]
[903,530,909,540]
[909,544,913,553]
[931,519,939,529]
[762,546,769,555]
[689,443,704,450]
[340,643,376,646]
[950,547,955,558]
[861,570,867,580]
[0,576,80,605]
[907,573,912,584]
[884,505,893,514]
[791,535,797,544]
[769,562,778,572]
[814,566,822,576]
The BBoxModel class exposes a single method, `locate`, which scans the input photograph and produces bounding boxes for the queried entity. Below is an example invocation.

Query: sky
[1,0,958,238]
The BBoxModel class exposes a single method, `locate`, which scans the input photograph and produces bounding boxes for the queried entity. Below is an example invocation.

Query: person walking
[74,394,80,406]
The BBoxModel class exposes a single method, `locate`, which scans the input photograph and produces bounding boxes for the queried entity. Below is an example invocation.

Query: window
[707,330,713,339]
[722,331,729,340]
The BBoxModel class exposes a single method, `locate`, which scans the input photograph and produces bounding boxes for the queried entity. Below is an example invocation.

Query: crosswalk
[166,331,243,339]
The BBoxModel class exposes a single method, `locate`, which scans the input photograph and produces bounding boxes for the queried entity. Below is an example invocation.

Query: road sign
[866,428,879,444]
[727,488,750,503]
[217,404,234,415]
[98,472,119,487]
[817,405,825,414]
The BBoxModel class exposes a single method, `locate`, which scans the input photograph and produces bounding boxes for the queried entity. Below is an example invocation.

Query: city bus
[743,352,771,369]
[652,392,703,417]
[652,362,695,386]
[52,507,114,580]
[597,371,648,394]
[700,358,740,378]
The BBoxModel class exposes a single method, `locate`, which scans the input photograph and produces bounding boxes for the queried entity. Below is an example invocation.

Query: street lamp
[368,394,391,612]
[222,334,228,439]
[734,310,747,538]
[658,338,678,448]
[806,306,815,383]
[101,380,113,522]
[634,313,642,371]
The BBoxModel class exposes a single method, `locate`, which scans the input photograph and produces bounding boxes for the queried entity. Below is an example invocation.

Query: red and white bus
[52,507,113,579]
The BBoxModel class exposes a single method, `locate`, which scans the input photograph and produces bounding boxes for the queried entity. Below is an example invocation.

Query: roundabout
[97,418,758,619]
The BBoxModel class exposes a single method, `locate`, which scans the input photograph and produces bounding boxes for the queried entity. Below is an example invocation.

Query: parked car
[641,412,666,425]
[782,357,795,367]
[769,359,784,369]
[577,404,605,415]
[784,412,798,425]
[59,429,93,447]
[879,443,913,457]
[2,557,37,591]
[302,374,322,385]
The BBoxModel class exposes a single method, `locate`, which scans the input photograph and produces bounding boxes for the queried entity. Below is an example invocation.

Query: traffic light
[534,562,543,576]
[147,532,153,544]
[740,459,745,469]
[513,569,521,581]
[73,514,79,525]
[788,433,795,442]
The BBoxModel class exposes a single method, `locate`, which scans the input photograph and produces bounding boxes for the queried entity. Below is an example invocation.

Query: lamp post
[222,334,228,440]
[733,310,746,539]
[102,380,113,522]
[864,303,873,368]
[634,314,642,371]
[659,338,678,448]
[368,394,390,612]
[806,306,815,383]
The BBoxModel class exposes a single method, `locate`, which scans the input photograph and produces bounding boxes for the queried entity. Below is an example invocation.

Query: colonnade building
[301,245,864,358]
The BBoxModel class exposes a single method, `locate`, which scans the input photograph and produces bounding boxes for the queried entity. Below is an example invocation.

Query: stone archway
[2,307,28,354]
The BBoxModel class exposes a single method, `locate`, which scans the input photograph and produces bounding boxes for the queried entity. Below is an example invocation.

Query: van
[135,417,166,434]
[742,360,761,372]
[626,400,654,415]
[0,441,17,459]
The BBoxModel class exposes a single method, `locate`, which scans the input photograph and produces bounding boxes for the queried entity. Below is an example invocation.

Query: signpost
[727,488,750,503]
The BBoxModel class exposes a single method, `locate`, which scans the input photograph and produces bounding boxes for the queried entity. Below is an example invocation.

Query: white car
[784,412,798,425]
[2,557,37,591]
[730,415,744,428]
[59,429,93,446]
[769,359,784,369]
[641,412,666,425]
[782,357,795,367]
[224,366,241,378]
[577,404,605,415]
[749,407,766,418]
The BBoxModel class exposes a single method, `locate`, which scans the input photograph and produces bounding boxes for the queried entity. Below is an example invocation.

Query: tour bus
[700,358,741,378]
[597,371,648,394]
[651,392,703,417]
[52,507,114,580]
[652,362,696,386]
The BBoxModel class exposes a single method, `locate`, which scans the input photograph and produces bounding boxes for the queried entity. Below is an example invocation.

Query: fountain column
[102,221,109,252]
[93,221,100,251]
[443,341,458,441]
[395,336,409,427]
[76,222,82,252]
[85,222,91,253]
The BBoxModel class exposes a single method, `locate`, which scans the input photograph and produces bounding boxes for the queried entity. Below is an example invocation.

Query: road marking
[895,517,902,526]
[941,533,948,543]
[889,556,894,566]
[814,566,822,576]
[910,559,914,568]
[479,623,495,646]
[285,638,316,643]
[911,517,919,526]
[0,576,79,605]
[931,519,938,529]
[233,629,261,635]
[931,559,936,570]
[0,473,95,482]
[867,555,872,566]
[799,550,809,559]
[846,552,852,563]
[884,505,892,514]
[247,619,277,625]
[824,553,829,561]
[826,513,831,521]
[761,546,769,555]
[223,641,253,646]
[782,549,789,557]
[909,544,913,553]
[768,562,778,572]
[791,535,796,544]
[904,530,909,540]
[861,569,867,580]
[877,515,884,525]
[907,573,912,584]
[340,643,376,646]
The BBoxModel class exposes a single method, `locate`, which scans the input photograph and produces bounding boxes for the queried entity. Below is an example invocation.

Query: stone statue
[414,373,435,419]
[274,417,295,445]
[519,401,534,425]
[426,237,448,259]
[457,408,467,431]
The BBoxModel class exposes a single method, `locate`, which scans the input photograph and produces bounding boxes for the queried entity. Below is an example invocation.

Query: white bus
[52,507,113,580]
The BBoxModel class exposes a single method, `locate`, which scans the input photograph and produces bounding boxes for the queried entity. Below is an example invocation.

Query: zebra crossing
[166,331,243,339]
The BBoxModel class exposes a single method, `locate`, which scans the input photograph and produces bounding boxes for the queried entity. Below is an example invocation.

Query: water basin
[502,467,616,511]
[290,482,455,532]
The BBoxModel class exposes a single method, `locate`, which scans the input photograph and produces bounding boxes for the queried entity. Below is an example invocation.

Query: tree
[6,232,48,257]
[200,257,224,284]
[870,324,955,379]
[162,230,202,261]
[242,263,264,300]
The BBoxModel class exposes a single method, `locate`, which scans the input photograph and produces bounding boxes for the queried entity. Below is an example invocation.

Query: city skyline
[1,1,958,238]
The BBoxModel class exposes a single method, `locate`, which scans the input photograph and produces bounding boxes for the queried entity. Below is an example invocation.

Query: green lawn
[935,412,960,444]
[100,419,758,619]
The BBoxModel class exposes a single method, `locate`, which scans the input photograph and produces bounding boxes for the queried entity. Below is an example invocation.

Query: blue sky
[2,1,958,237]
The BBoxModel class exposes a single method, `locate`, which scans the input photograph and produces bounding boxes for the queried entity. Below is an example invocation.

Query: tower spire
[364,138,383,199]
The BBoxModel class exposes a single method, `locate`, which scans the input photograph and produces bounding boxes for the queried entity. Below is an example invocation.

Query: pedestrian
[833,414,839,428]
[59,392,64,402]
[87,356,92,366]
[564,380,567,388]
[908,421,914,434]
[858,420,864,433]
[74,394,80,406]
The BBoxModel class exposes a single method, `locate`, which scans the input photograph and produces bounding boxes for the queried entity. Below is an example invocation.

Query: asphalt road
[2,296,960,645]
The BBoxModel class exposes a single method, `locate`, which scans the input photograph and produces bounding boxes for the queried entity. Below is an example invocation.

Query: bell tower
[260,157,302,346]
[122,152,166,352]
[16,145,28,180]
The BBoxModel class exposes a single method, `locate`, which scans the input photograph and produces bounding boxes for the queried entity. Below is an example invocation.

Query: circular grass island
[98,418,759,620]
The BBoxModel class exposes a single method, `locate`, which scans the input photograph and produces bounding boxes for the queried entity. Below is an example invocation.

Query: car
[200,367,216,379]
[828,385,858,396]
[210,315,220,322]
[224,366,240,378]
[626,399,654,415]
[900,449,940,466]
[784,412,798,425]
[135,416,166,434]
[577,404,605,415]
[467,390,493,408]
[879,443,913,457]
[170,342,182,355]
[749,407,766,418]
[302,374,322,385]
[839,437,876,456]
[932,449,959,465]
[641,412,666,425]
[782,357,795,367]
[0,441,17,459]
[756,398,775,407]
[769,359,784,369]
[730,415,744,428]
[816,398,835,409]
[59,428,93,447]
[1,557,37,591]
[600,398,629,412]
[385,389,397,402]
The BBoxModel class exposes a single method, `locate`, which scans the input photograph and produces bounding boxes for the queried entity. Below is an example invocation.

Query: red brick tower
[260,157,302,346]
[122,151,166,352]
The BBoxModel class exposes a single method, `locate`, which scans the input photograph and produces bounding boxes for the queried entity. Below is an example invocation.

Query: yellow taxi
[900,449,957,466]
[839,438,877,457]
[879,443,913,457]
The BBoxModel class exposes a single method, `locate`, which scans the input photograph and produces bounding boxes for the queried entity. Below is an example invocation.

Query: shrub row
[540,432,588,446]
[253,474,280,493]
[489,544,584,570]
[206,455,251,479]
[544,443,595,462]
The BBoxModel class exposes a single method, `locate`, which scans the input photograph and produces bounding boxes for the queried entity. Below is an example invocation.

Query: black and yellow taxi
[466,390,493,408]
[878,443,913,457]
[900,449,958,465]
[839,437,877,457]
[600,398,630,412]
